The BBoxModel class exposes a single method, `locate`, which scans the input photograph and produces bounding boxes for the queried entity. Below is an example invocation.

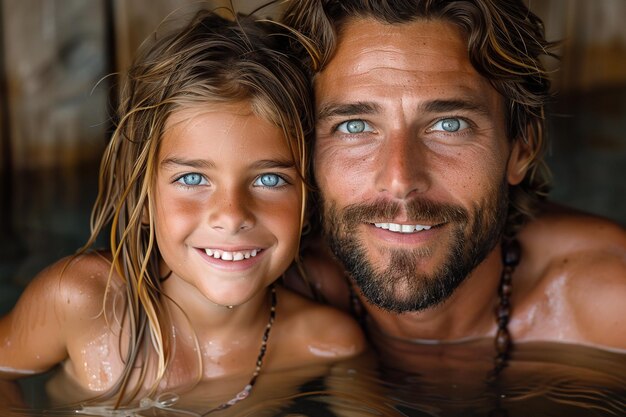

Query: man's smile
[373,223,433,234]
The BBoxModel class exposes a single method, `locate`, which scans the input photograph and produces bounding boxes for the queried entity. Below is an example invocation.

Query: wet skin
[306,16,626,351]
[155,103,303,309]
[313,18,528,337]
[0,101,365,396]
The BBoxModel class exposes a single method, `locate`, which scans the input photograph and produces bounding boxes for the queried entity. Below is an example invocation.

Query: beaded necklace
[77,284,277,416]
[200,284,277,415]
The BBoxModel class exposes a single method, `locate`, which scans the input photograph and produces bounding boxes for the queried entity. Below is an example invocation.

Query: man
[281,0,626,358]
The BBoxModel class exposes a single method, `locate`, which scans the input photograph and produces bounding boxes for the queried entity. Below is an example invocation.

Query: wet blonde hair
[81,7,313,405]
[282,0,558,240]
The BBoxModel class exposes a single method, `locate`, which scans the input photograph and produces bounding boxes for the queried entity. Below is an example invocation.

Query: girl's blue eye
[336,119,373,134]
[431,118,469,132]
[176,173,206,186]
[254,174,286,188]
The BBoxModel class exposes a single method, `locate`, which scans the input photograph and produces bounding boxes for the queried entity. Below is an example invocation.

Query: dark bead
[497,309,510,325]
[495,330,511,354]
[502,239,521,267]
[501,283,513,297]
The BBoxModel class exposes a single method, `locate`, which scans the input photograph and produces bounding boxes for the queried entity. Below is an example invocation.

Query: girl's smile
[195,247,267,272]
[154,102,303,308]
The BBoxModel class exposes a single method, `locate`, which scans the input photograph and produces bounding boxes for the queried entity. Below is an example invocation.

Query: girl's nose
[208,186,255,233]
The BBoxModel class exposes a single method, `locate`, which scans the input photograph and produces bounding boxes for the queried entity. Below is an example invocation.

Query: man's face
[313,18,526,312]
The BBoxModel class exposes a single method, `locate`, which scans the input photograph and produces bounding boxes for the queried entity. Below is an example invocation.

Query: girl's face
[153,102,302,307]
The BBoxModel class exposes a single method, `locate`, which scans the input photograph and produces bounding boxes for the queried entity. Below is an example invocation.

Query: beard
[321,181,509,313]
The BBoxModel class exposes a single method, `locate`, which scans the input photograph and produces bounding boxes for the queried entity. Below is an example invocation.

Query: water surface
[5,339,625,416]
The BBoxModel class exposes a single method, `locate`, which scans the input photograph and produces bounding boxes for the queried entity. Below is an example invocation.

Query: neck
[162,276,270,335]
[362,246,504,342]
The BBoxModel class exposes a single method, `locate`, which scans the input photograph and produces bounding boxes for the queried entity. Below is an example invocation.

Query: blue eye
[431,118,469,132]
[336,119,374,134]
[254,174,286,188]
[176,173,207,186]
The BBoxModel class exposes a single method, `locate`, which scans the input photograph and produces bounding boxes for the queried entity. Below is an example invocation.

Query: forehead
[314,17,498,110]
[160,102,289,156]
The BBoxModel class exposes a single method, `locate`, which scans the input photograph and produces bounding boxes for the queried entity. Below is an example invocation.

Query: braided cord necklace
[493,239,520,374]
[349,240,520,369]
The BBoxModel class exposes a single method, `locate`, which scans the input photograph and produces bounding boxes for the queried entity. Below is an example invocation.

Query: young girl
[0,7,364,412]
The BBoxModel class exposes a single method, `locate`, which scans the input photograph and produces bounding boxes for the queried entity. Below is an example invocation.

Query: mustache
[337,198,468,225]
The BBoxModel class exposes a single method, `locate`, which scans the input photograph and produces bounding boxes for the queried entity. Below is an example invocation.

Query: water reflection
[4,339,625,416]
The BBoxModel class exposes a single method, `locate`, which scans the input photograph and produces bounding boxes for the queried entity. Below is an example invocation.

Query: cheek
[314,146,373,200]
[154,189,204,235]
[430,146,506,201]
[265,195,302,265]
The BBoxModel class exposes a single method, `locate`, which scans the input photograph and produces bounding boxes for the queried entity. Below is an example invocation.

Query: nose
[208,186,255,233]
[374,128,430,200]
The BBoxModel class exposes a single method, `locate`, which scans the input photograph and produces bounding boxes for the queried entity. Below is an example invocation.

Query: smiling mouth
[204,248,263,261]
[373,222,433,234]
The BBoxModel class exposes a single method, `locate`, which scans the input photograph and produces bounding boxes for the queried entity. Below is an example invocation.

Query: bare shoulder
[0,251,118,375]
[283,237,353,312]
[521,203,626,250]
[515,204,626,349]
[38,251,117,316]
[6,251,115,327]
[271,285,366,366]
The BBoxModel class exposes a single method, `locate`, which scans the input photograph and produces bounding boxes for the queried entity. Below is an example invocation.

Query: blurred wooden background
[0,0,625,303]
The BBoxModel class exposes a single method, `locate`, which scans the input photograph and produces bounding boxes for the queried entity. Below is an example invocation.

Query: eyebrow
[250,159,296,170]
[317,98,490,121]
[421,99,491,116]
[160,157,215,170]
[160,157,295,170]
[317,102,381,121]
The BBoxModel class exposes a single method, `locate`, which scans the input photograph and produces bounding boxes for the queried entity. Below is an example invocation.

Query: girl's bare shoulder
[41,251,121,317]
[0,251,123,376]
[271,285,366,366]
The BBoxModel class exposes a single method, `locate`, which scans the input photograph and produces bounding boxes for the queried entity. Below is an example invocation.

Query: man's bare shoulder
[514,204,626,349]
[520,205,626,252]
[271,285,366,366]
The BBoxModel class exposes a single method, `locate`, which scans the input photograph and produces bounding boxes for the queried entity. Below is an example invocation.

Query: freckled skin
[0,103,365,399]
[301,17,626,352]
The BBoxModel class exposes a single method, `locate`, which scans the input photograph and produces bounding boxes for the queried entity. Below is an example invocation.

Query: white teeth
[205,248,260,261]
[374,223,432,233]
[401,224,414,233]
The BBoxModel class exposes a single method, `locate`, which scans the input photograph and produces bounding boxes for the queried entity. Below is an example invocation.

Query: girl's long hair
[80,6,314,405]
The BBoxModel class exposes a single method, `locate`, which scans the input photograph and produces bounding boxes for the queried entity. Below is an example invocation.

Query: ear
[506,137,532,186]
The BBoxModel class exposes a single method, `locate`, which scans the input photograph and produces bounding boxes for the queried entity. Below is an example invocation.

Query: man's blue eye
[255,174,286,188]
[336,119,373,134]
[431,118,468,132]
[177,173,205,186]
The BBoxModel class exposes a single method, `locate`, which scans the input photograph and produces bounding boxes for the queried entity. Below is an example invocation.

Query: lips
[204,248,262,261]
[373,222,433,233]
